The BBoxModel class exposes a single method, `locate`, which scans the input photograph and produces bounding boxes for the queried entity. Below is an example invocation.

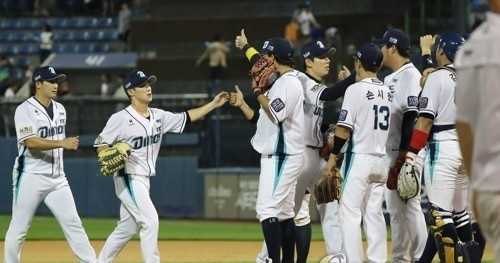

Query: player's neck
[131,101,149,117]
[305,70,323,83]
[356,70,377,81]
[34,93,51,107]
[390,57,410,71]
[276,64,294,75]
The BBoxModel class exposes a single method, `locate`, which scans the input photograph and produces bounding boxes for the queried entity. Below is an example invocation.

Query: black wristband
[421,54,435,71]
[331,135,347,155]
[242,44,250,53]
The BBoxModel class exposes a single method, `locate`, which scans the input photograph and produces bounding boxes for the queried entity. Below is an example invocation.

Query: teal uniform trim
[428,142,439,183]
[273,123,286,193]
[120,169,138,206]
[14,147,27,203]
[341,140,354,192]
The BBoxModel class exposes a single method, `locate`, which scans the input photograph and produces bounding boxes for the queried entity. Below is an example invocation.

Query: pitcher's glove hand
[397,152,420,201]
[249,56,278,95]
[98,142,131,176]
[314,168,342,204]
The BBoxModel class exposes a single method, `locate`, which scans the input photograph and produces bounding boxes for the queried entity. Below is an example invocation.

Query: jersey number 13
[372,105,390,130]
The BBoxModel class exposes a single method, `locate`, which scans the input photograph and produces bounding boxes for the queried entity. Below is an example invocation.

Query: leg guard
[430,206,469,263]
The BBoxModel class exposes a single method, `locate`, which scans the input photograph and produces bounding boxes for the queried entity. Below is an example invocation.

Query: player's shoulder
[456,23,500,67]
[108,108,129,121]
[52,100,66,111]
[274,70,303,92]
[397,63,422,81]
[427,66,455,83]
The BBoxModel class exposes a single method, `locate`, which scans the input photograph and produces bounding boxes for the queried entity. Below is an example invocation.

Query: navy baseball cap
[261,38,294,61]
[124,70,157,89]
[354,43,383,69]
[32,66,66,83]
[437,32,465,62]
[375,28,410,51]
[301,40,336,59]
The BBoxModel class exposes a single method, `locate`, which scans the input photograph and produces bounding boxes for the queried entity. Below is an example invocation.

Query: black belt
[306,145,322,150]
[263,154,289,158]
[431,124,456,133]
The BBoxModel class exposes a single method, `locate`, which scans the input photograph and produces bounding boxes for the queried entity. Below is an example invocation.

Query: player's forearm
[327,125,351,167]
[239,101,255,121]
[187,101,218,122]
[256,94,275,122]
[407,116,433,154]
[414,117,433,133]
[242,45,261,65]
[320,73,356,101]
[24,137,63,151]
[456,121,474,175]
[398,111,418,151]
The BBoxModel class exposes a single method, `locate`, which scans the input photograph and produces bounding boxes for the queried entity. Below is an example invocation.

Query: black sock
[280,218,295,263]
[262,217,281,263]
[454,210,473,242]
[472,222,486,260]
[419,229,437,263]
[294,223,311,263]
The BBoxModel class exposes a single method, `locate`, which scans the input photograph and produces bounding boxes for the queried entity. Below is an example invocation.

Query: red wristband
[409,129,429,153]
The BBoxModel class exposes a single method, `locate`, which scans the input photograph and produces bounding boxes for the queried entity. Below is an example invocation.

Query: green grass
[0,215,324,241]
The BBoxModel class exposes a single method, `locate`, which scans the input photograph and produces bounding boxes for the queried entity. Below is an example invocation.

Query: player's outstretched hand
[229,85,245,107]
[235,29,249,50]
[61,136,79,150]
[338,65,351,81]
[420,35,434,56]
[212,91,229,108]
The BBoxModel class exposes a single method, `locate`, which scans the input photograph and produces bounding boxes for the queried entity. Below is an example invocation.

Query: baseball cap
[32,66,66,83]
[375,28,410,51]
[354,43,383,69]
[436,32,465,62]
[124,70,157,89]
[261,38,294,62]
[301,40,336,59]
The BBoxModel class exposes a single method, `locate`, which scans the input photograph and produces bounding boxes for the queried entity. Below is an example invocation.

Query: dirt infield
[0,240,494,262]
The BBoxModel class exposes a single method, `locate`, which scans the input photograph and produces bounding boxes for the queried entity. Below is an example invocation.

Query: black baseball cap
[124,70,157,89]
[375,28,410,51]
[301,40,336,59]
[32,66,66,83]
[354,43,383,69]
[261,38,294,61]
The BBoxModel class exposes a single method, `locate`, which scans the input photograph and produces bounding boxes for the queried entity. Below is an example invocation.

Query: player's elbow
[23,138,38,150]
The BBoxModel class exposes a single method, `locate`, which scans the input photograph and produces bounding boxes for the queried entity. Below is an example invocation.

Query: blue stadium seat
[7,32,23,42]
[53,43,68,53]
[13,57,31,67]
[22,32,37,42]
[73,17,92,28]
[0,32,8,41]
[95,43,111,52]
[0,45,7,54]
[98,18,115,28]
[7,45,20,55]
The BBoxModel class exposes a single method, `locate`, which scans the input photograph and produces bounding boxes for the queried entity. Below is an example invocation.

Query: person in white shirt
[95,70,228,263]
[4,66,96,263]
[323,43,391,263]
[456,0,500,260]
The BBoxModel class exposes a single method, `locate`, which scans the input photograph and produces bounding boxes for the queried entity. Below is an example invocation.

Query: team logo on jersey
[407,96,418,107]
[131,133,161,149]
[38,125,64,138]
[59,119,65,124]
[338,110,348,121]
[270,98,285,112]
[419,97,429,109]
[19,126,33,136]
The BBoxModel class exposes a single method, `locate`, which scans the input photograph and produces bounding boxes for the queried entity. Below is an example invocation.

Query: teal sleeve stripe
[120,170,138,207]
[428,142,439,183]
[341,141,354,192]
[273,155,287,193]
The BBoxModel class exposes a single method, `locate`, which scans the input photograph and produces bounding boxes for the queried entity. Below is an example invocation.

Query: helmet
[437,32,465,62]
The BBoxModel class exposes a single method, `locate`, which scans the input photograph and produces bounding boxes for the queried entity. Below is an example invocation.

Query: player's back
[297,71,326,147]
[337,78,392,156]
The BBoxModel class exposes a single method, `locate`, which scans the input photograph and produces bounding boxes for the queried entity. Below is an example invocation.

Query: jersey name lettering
[38,125,64,138]
[131,133,161,149]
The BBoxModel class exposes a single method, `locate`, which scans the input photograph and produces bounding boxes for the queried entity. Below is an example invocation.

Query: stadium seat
[0,19,14,29]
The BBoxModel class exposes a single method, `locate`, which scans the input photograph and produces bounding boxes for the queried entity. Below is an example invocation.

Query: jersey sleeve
[14,105,37,143]
[268,77,302,123]
[160,110,187,134]
[336,86,358,129]
[400,72,420,113]
[418,73,441,118]
[94,113,123,147]
[456,67,481,125]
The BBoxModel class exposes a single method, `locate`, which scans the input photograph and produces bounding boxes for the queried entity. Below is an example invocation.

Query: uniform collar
[126,105,153,123]
[393,62,414,75]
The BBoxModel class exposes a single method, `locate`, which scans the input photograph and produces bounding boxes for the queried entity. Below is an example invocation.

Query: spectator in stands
[292,2,321,42]
[195,33,230,92]
[284,18,300,46]
[39,24,54,63]
[0,55,14,96]
[4,85,18,99]
[33,0,52,16]
[100,73,111,96]
[118,2,132,48]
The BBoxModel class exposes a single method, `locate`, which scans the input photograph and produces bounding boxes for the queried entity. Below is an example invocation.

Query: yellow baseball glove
[97,142,131,176]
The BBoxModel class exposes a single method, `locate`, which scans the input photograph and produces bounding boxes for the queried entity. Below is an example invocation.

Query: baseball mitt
[397,162,420,201]
[98,142,131,176]
[319,125,335,160]
[314,168,342,204]
[249,56,278,95]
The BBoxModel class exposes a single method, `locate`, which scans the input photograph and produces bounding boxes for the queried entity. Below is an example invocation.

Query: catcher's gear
[397,152,420,201]
[319,125,335,160]
[98,142,131,176]
[314,168,342,204]
[249,56,278,95]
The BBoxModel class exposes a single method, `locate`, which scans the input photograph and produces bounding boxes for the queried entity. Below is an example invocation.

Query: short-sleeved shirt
[419,65,458,141]
[251,70,305,155]
[94,105,187,176]
[14,97,67,176]
[383,63,421,153]
[297,72,326,148]
[337,78,392,156]
[455,12,500,191]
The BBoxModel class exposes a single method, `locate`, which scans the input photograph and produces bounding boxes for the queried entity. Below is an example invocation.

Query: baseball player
[323,43,391,263]
[4,66,96,263]
[235,30,356,262]
[376,28,427,262]
[402,33,480,262]
[94,70,228,263]
[455,2,500,260]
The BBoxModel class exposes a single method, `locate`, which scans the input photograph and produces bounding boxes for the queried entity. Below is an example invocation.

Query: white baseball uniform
[383,62,427,261]
[95,105,187,263]
[455,13,500,259]
[252,70,305,222]
[4,97,96,263]
[338,78,391,263]
[419,65,468,213]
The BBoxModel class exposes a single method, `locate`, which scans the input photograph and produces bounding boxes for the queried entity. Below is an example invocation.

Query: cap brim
[47,74,66,83]
[146,75,157,85]
[324,47,336,57]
